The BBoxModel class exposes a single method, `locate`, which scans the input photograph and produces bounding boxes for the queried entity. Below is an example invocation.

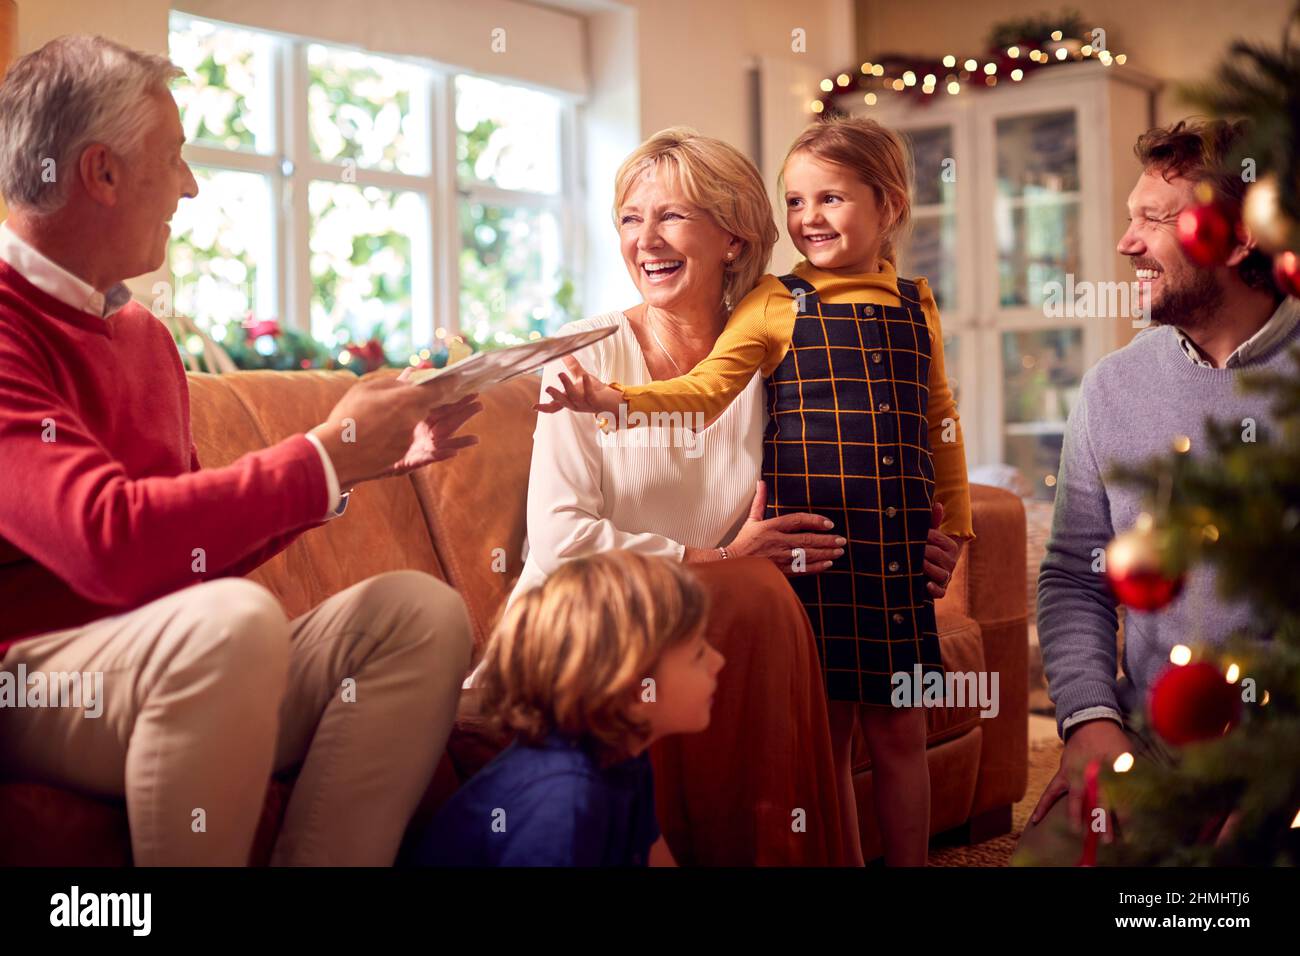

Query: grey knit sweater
[1037,308,1300,736]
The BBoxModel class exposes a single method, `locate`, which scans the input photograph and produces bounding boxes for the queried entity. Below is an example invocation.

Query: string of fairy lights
[812,29,1128,113]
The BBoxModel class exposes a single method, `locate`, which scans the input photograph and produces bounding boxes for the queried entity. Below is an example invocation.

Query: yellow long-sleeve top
[613,258,975,540]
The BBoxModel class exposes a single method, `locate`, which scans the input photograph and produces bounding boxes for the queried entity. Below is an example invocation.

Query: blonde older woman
[510,129,849,865]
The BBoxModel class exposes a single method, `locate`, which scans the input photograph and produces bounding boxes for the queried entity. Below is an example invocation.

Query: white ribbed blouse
[507,310,766,606]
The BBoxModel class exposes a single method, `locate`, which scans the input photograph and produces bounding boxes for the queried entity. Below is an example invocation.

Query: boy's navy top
[415,731,660,867]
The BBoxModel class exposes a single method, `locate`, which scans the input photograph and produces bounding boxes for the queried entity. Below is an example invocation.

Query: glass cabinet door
[1000,328,1084,499]
[897,125,965,424]
[993,110,1081,310]
[898,125,957,312]
[989,108,1086,500]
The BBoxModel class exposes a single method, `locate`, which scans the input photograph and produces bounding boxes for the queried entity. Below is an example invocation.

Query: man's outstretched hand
[533,355,623,416]
[1030,719,1132,838]
[310,371,483,488]
[377,368,483,479]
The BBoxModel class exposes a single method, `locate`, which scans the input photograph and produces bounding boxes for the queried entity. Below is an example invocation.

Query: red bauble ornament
[1177,200,1236,267]
[1273,250,1300,298]
[1104,516,1185,611]
[1148,661,1241,746]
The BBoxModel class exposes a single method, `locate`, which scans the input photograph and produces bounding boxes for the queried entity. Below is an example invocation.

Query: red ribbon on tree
[1077,758,1102,867]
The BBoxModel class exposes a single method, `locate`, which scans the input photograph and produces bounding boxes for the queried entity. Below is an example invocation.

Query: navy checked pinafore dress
[761,273,944,705]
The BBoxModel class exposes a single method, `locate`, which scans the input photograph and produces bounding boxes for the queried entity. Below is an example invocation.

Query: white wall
[624,0,851,156]
[17,0,171,54]
[582,0,853,311]
[179,0,588,95]
[13,0,173,297]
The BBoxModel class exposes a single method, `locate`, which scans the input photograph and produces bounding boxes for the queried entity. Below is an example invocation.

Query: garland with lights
[814,19,1126,114]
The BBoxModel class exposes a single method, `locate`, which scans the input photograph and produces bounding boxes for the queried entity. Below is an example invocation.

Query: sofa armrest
[936,484,1027,629]
[937,484,1030,812]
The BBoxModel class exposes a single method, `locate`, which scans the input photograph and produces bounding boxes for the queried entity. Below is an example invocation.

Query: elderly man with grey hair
[0,35,483,865]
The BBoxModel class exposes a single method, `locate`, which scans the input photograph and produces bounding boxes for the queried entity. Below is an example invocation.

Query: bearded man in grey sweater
[1015,119,1299,864]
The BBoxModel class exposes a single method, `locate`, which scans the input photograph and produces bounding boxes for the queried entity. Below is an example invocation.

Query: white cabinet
[851,63,1159,499]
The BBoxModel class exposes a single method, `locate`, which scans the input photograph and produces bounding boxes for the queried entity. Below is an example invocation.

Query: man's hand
[923,500,962,599]
[362,368,483,481]
[533,355,623,417]
[1031,719,1132,836]
[309,374,482,489]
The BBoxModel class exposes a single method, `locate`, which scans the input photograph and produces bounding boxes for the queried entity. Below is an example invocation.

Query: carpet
[927,736,1064,867]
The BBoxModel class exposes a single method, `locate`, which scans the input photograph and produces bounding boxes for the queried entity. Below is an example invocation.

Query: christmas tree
[1100,358,1300,865]
[1089,3,1300,866]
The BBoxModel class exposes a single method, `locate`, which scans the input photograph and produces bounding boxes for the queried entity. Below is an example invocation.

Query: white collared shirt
[0,223,133,318]
[1175,296,1300,369]
[0,222,344,518]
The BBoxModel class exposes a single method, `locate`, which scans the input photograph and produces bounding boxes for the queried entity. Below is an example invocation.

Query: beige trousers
[0,570,472,866]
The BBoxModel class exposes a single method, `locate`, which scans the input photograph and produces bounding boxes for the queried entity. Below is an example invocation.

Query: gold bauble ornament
[1241,173,1300,254]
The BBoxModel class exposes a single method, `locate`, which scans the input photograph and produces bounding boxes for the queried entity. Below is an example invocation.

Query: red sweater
[0,261,328,653]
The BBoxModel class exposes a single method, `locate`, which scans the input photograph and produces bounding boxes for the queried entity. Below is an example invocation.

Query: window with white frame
[167,12,580,363]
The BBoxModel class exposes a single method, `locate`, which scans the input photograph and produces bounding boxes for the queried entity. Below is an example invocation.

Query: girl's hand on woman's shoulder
[727,481,845,575]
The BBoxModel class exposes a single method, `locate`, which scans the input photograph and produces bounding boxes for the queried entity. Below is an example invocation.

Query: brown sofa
[0,368,1027,864]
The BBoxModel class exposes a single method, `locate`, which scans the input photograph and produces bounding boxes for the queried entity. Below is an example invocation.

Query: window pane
[456,75,562,193]
[169,167,274,337]
[460,200,563,344]
[308,45,425,175]
[309,182,425,356]
[169,14,274,153]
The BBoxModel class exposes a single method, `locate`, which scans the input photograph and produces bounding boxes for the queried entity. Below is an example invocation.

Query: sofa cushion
[937,484,1027,628]
[406,374,540,652]
[185,371,321,617]
[187,369,447,618]
[0,780,288,866]
[851,726,983,860]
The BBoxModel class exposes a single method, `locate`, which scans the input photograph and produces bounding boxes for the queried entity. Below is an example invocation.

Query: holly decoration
[1104,512,1186,612]
[339,337,390,374]
[1148,660,1242,746]
[242,315,281,341]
